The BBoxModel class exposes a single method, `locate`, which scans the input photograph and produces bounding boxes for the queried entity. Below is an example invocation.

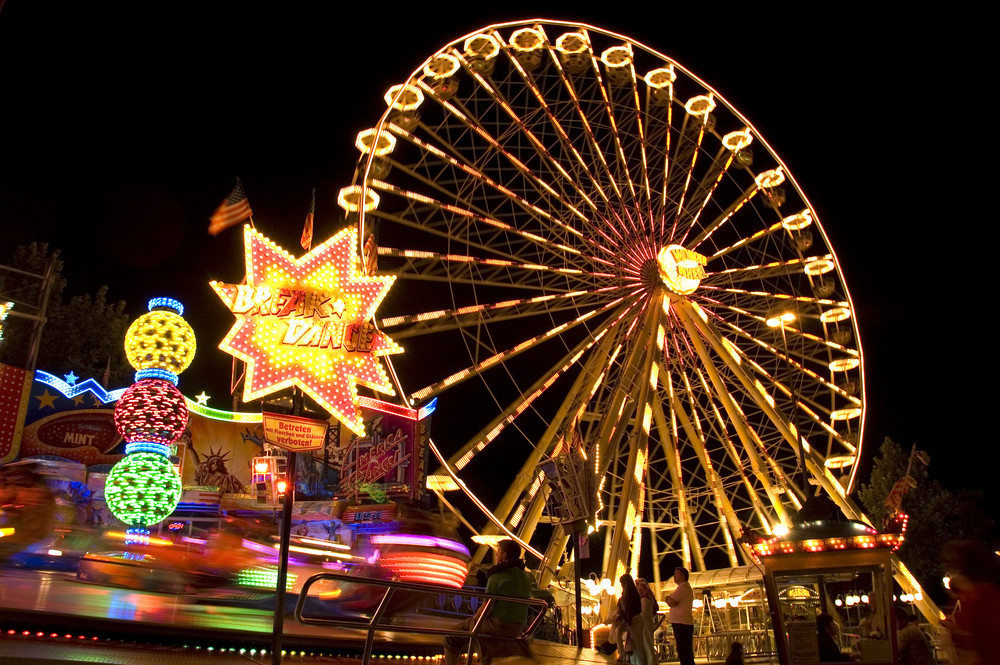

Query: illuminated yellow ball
[124,310,197,374]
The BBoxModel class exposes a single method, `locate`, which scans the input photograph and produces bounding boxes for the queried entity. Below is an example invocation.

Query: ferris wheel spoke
[669,372,743,567]
[704,255,823,285]
[584,40,650,215]
[666,307,800,526]
[367,171,612,267]
[665,107,711,239]
[682,168,783,250]
[454,42,629,245]
[443,328,610,472]
[409,293,640,402]
[682,368,776,539]
[413,75,623,252]
[380,289,623,340]
[677,299,863,515]
[708,301,860,367]
[699,285,849,310]
[375,246,618,292]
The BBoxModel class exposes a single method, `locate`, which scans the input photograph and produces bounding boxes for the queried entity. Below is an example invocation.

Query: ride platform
[0,568,616,664]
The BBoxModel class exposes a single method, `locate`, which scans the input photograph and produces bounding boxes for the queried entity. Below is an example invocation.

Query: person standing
[443,539,533,665]
[665,566,695,665]
[635,578,659,665]
[617,574,645,664]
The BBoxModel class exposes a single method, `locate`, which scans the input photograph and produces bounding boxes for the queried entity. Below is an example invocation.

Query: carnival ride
[341,19,874,597]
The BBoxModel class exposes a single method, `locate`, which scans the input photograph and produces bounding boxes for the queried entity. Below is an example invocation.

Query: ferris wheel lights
[781,210,814,231]
[804,257,836,275]
[831,407,862,421]
[824,455,856,469]
[355,129,396,156]
[338,185,380,213]
[423,53,461,79]
[555,32,589,54]
[765,311,796,327]
[684,94,716,117]
[772,524,789,537]
[384,83,424,111]
[820,306,852,323]
[464,33,500,60]
[755,167,785,189]
[600,45,632,68]
[722,129,753,151]
[644,66,676,89]
[509,27,544,52]
[721,338,742,364]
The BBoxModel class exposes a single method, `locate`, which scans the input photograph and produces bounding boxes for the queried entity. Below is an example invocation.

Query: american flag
[300,188,315,251]
[208,178,253,235]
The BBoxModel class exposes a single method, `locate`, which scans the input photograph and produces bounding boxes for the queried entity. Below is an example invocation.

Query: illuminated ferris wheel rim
[358,17,866,449]
[344,18,868,569]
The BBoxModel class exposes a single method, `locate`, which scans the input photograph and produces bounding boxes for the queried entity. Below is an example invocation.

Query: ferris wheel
[339,20,867,587]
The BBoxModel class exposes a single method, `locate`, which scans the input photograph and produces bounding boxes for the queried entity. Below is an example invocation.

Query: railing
[294,572,549,665]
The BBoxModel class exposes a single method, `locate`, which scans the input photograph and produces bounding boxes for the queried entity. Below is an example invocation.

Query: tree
[0,243,130,387]
[858,437,995,600]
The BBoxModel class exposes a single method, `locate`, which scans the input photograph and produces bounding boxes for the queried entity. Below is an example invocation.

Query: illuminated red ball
[113,379,188,444]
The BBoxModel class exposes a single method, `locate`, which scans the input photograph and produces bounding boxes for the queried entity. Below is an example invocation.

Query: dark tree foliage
[858,437,995,600]
[0,243,130,387]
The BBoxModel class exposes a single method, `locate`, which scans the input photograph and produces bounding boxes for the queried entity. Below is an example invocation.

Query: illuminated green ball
[105,453,183,526]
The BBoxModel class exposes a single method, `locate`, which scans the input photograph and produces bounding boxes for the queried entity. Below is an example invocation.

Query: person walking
[665,566,694,665]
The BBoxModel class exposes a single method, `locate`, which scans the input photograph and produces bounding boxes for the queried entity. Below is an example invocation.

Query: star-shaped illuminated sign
[63,371,79,385]
[195,391,211,405]
[211,225,402,436]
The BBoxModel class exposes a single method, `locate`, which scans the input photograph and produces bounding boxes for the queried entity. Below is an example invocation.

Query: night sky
[1,5,993,517]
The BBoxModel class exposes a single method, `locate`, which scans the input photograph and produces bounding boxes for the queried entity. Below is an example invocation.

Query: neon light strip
[34,370,127,404]
[356,395,435,421]
[371,533,471,557]
[184,398,262,423]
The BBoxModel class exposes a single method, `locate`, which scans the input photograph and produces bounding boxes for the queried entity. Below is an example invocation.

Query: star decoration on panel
[211,225,402,436]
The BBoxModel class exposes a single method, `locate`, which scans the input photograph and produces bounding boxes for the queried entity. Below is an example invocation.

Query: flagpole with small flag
[300,188,315,252]
[209,178,254,235]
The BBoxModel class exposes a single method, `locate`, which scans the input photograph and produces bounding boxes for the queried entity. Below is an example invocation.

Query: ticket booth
[753,518,902,664]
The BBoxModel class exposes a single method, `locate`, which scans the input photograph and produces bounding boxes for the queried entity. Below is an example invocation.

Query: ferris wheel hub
[657,245,707,295]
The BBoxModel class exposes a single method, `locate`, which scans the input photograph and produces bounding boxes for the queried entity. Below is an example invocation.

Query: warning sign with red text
[262,412,328,452]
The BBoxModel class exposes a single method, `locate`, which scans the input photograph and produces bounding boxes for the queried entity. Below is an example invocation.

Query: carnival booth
[753,512,903,664]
